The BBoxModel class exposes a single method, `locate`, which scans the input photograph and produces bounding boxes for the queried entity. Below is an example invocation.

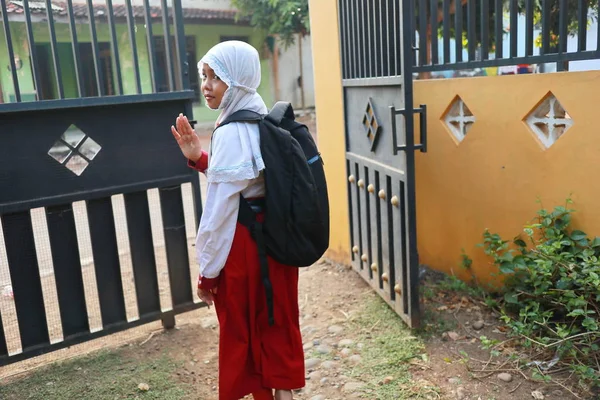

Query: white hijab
[198,41,267,183]
[198,40,268,126]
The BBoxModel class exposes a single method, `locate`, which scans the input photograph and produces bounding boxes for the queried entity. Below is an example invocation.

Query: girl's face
[201,64,228,109]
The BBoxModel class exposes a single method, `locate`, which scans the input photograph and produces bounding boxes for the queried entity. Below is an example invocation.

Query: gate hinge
[390,105,428,155]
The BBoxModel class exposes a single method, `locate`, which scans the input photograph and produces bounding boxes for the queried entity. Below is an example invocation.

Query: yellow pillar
[308,0,350,263]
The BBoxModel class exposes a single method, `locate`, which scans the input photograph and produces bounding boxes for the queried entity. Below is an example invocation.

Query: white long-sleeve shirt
[195,121,265,279]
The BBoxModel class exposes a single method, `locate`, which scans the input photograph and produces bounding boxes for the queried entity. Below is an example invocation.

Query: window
[154,36,200,101]
[79,42,115,97]
[220,36,249,44]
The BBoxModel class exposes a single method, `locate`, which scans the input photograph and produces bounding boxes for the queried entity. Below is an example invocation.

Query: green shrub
[480,199,600,389]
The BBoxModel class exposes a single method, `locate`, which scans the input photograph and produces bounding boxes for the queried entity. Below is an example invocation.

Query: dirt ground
[0,113,588,399]
[1,261,587,400]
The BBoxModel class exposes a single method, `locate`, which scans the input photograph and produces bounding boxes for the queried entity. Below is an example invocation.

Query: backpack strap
[219,110,263,127]
[238,197,275,326]
[216,108,279,326]
[266,102,295,126]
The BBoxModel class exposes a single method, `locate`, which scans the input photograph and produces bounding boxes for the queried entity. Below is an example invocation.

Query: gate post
[161,311,176,330]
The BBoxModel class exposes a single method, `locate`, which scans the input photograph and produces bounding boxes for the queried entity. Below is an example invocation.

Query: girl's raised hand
[171,113,202,162]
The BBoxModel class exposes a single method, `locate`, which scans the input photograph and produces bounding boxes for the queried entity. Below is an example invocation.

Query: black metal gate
[337,0,425,328]
[0,0,202,365]
[337,0,600,328]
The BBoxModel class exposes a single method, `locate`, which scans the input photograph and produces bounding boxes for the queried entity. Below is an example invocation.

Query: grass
[0,349,191,400]
[346,297,440,399]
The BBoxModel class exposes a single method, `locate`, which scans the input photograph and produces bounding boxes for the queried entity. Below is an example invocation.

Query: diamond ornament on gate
[525,92,573,149]
[48,124,101,176]
[363,98,381,151]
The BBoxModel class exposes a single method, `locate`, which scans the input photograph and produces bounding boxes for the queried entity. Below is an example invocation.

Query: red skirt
[213,221,305,400]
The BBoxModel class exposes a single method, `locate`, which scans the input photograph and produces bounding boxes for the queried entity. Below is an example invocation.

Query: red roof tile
[2,1,245,23]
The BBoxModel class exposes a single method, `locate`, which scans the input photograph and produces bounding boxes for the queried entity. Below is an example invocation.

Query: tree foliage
[417,0,599,51]
[230,0,309,49]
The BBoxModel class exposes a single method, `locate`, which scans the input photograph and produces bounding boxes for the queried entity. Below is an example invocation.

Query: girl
[170,41,305,400]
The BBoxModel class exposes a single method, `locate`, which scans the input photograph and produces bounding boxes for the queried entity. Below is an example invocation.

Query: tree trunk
[272,37,280,101]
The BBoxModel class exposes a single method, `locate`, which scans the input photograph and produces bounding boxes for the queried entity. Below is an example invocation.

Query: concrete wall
[275,35,315,110]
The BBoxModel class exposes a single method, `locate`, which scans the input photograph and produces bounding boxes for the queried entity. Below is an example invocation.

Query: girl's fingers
[183,116,194,135]
[176,115,185,135]
[171,125,181,140]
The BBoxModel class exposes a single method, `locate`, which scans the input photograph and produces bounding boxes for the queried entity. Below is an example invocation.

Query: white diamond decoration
[61,125,86,148]
[65,155,89,176]
[444,96,475,143]
[48,140,72,164]
[47,124,101,176]
[525,93,573,149]
[78,137,102,160]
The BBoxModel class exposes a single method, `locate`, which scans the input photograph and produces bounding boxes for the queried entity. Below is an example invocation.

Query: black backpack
[219,102,330,324]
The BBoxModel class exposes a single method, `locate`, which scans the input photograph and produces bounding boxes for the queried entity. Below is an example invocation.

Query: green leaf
[499,262,515,274]
[513,255,527,269]
[571,230,587,241]
[556,279,570,290]
[514,239,527,247]
[583,317,599,331]
[591,237,600,248]
[524,228,534,237]
[567,309,586,317]
[504,292,519,304]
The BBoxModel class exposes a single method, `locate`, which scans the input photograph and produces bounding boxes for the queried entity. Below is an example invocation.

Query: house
[0,0,278,122]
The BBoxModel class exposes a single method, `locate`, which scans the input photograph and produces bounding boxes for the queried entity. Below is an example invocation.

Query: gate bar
[597,0,600,52]
[454,0,463,62]
[442,0,450,63]
[481,0,489,60]
[144,0,159,92]
[124,191,162,317]
[577,0,587,52]
[46,204,90,338]
[383,0,390,75]
[541,0,550,54]
[418,0,426,66]
[161,0,176,91]
[86,0,104,96]
[400,0,420,328]
[467,0,476,61]
[494,0,503,58]
[22,0,41,101]
[125,0,142,94]
[67,0,84,97]
[430,0,438,64]
[352,0,359,78]
[45,0,64,99]
[377,0,383,77]
[1,0,21,102]
[558,0,568,53]
[525,0,534,56]
[509,0,517,58]
[106,0,124,95]
[392,0,399,75]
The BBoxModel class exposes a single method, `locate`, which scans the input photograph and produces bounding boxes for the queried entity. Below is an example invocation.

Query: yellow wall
[414,71,600,283]
[309,0,350,263]
[310,0,600,284]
